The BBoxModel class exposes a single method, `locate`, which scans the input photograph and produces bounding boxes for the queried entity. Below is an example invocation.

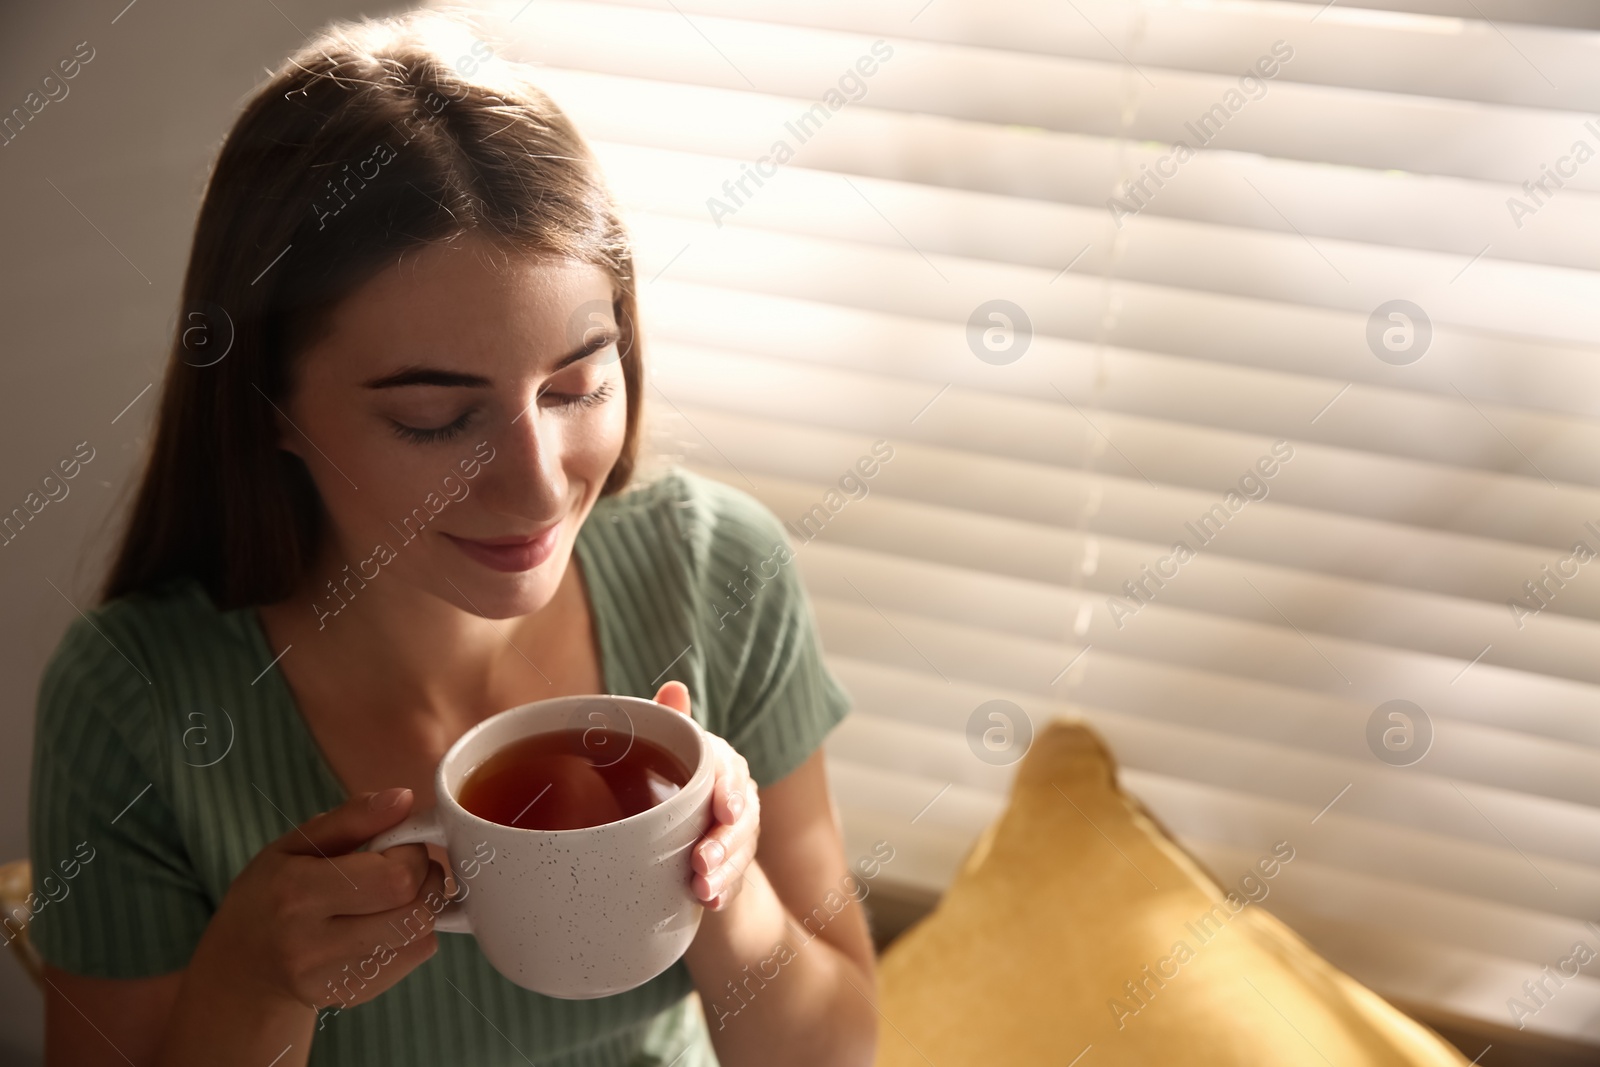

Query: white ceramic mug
[364,694,715,999]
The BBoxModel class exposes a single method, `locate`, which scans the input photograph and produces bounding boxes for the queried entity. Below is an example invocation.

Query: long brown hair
[103,9,644,609]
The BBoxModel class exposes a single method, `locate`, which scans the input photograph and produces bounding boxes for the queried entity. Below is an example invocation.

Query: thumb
[283,787,416,857]
[654,680,692,716]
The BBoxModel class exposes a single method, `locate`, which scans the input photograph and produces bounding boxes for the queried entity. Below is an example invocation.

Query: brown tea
[457,727,692,831]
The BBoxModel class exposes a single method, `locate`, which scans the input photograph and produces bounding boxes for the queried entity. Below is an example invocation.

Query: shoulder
[43,578,243,688]
[37,578,249,746]
[30,580,228,978]
[589,466,795,578]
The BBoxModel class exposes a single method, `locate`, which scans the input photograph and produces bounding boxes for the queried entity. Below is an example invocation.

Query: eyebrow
[362,327,620,389]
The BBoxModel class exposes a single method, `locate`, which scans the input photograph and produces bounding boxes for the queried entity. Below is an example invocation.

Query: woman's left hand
[654,680,760,911]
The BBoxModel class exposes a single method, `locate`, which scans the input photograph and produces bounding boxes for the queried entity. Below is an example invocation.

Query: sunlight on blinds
[465,0,1600,1043]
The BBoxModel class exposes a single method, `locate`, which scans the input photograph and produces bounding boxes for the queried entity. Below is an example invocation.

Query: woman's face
[276,238,628,620]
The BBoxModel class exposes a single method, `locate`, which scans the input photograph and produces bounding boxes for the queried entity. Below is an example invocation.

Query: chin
[436,545,571,620]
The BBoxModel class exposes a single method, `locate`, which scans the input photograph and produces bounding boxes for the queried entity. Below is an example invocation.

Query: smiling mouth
[444,522,561,573]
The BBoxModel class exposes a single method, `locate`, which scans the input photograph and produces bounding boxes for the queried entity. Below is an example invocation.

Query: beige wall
[0,2,409,1060]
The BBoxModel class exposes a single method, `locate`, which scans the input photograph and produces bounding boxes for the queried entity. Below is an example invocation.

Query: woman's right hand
[60,787,451,1067]
[189,786,453,1014]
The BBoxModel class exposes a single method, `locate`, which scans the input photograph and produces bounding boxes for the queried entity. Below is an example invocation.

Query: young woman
[28,11,877,1066]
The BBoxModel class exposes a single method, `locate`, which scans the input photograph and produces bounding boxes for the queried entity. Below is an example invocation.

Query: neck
[259,536,575,722]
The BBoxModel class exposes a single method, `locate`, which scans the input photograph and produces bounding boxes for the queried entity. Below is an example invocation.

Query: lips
[444,522,561,573]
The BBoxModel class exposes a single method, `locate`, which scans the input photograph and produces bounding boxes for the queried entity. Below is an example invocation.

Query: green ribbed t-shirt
[27,466,853,1066]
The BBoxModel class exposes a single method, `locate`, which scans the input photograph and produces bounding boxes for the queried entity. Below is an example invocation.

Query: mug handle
[364,809,473,935]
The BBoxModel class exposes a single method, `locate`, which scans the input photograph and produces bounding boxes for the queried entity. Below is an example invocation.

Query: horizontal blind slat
[492,0,1600,1043]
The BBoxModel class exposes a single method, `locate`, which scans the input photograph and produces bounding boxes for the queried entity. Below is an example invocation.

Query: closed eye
[540,379,616,411]
[390,408,474,444]
[393,381,616,442]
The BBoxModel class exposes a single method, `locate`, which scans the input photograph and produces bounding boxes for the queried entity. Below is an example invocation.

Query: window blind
[464,0,1600,1045]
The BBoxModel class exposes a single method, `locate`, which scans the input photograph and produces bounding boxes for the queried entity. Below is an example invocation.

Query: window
[476,0,1600,1044]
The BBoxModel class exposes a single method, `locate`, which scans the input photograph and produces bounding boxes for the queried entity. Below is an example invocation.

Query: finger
[693,793,757,876]
[694,776,744,873]
[294,842,433,918]
[709,748,751,826]
[698,833,758,905]
[699,810,760,889]
[696,756,757,871]
[693,829,760,914]
[315,861,452,1005]
[704,838,758,915]
[711,875,749,911]
[284,788,417,857]
[698,790,760,906]
[364,858,458,947]
[653,680,691,716]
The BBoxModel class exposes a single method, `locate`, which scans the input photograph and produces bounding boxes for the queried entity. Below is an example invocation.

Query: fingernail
[370,787,409,811]
[727,791,744,819]
[702,841,725,868]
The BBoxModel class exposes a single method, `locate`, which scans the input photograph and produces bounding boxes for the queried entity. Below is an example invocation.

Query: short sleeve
[26,613,213,978]
[690,478,854,787]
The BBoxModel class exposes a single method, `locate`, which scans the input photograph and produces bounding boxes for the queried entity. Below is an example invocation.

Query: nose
[475,395,567,526]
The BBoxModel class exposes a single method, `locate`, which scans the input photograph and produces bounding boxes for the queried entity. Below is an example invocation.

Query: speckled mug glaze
[365,694,715,999]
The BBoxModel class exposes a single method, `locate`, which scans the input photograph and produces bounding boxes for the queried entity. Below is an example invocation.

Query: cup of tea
[363,694,715,999]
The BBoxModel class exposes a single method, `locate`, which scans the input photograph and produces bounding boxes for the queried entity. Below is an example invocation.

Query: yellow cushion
[873,719,1469,1066]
